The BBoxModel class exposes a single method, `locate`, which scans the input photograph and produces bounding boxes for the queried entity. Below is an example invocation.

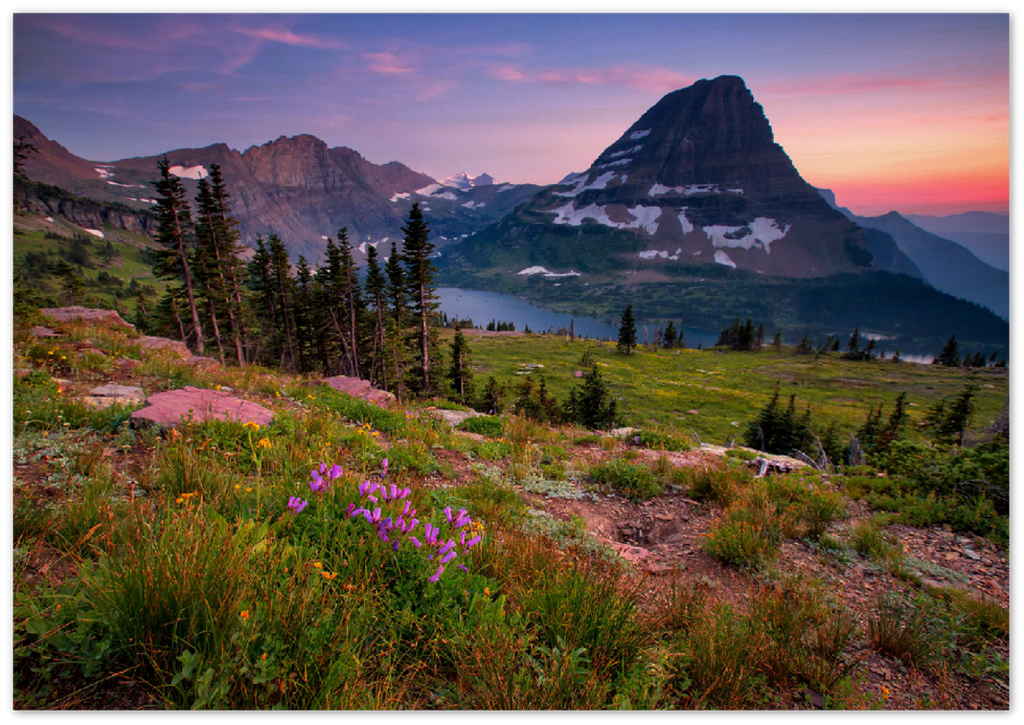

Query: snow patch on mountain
[678,210,694,234]
[703,218,790,253]
[83,228,104,239]
[95,166,114,179]
[518,266,581,278]
[390,192,411,202]
[599,158,632,168]
[629,129,652,139]
[461,201,486,209]
[548,202,662,234]
[554,171,620,198]
[168,165,208,180]
[648,183,743,197]
[638,248,682,261]
[415,183,458,200]
[714,250,736,268]
[610,145,643,158]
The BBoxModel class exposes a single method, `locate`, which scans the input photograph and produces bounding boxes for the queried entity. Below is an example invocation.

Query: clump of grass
[457,415,503,437]
[764,474,846,541]
[684,463,750,507]
[848,517,912,579]
[703,488,781,570]
[589,458,664,501]
[80,503,260,680]
[867,593,943,668]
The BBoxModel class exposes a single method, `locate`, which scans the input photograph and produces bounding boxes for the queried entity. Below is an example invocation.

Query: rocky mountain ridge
[818,190,1008,319]
[14,115,540,266]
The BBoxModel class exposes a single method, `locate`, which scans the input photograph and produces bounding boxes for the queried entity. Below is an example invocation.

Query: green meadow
[462,331,1008,446]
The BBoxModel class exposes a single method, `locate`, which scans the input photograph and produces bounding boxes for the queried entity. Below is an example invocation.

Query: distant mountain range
[817,190,1008,319]
[903,212,1009,273]
[13,115,540,265]
[12,75,1008,351]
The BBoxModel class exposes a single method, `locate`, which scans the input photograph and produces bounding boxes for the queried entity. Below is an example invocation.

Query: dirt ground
[499,442,1010,710]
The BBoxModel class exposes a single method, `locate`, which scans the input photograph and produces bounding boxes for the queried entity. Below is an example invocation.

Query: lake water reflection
[436,287,721,349]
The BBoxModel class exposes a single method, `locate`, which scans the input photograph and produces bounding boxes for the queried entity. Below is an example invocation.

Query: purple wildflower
[287,496,309,514]
[428,564,444,583]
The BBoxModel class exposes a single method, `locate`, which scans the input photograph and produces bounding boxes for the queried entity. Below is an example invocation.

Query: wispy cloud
[364,51,416,74]
[232,23,346,51]
[491,63,693,94]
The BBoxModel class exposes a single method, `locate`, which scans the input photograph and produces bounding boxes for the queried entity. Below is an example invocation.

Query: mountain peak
[447,75,897,280]
[441,172,495,190]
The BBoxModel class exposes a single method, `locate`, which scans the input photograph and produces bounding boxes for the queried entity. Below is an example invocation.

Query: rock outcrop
[41,306,135,330]
[131,386,274,428]
[321,375,395,405]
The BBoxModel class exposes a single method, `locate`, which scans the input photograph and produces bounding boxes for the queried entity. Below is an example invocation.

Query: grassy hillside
[12,314,1009,710]
[13,216,167,315]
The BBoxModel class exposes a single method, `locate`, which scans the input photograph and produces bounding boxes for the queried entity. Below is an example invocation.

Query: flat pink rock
[136,336,192,359]
[41,306,135,330]
[322,375,395,404]
[131,386,274,428]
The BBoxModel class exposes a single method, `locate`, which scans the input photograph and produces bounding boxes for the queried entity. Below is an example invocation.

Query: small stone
[688,409,700,415]
[963,549,981,561]
[29,326,61,338]
[574,370,584,378]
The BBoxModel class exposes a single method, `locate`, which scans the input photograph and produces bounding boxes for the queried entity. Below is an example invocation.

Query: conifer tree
[483,376,506,415]
[847,327,861,355]
[935,335,961,367]
[195,165,248,365]
[320,229,365,378]
[384,241,410,399]
[447,323,473,405]
[267,235,298,368]
[292,256,317,373]
[52,259,83,305]
[364,244,389,391]
[151,157,204,354]
[401,203,440,394]
[664,320,678,349]
[617,304,637,355]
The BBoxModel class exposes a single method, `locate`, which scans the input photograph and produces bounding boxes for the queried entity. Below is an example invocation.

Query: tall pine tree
[384,241,410,400]
[364,244,389,391]
[195,164,249,365]
[401,203,440,394]
[151,157,204,354]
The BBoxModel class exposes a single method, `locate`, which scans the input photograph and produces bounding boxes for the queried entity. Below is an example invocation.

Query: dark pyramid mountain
[441,75,919,280]
[13,115,539,266]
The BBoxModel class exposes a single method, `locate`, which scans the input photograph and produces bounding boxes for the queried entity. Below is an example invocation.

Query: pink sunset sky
[12,9,1010,217]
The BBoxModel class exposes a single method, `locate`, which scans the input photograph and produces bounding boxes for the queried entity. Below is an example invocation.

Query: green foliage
[616,304,637,355]
[923,379,977,446]
[716,317,763,351]
[867,593,946,669]
[742,383,812,455]
[589,458,665,501]
[563,364,618,430]
[456,414,504,437]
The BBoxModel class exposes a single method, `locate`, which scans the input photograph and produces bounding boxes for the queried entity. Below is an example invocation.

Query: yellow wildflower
[257,437,271,449]
[881,686,891,700]
[484,587,491,597]
[313,561,323,569]
[322,571,337,581]
[243,421,260,431]
[262,652,267,660]
[240,610,250,621]
[234,484,241,490]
